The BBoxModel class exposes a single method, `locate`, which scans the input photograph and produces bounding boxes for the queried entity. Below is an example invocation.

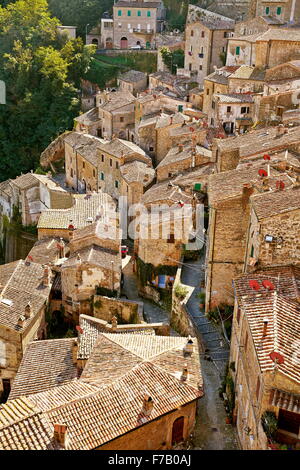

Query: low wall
[171,258,204,351]
[93,295,142,324]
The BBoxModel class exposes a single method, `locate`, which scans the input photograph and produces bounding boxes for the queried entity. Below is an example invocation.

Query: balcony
[133,28,154,35]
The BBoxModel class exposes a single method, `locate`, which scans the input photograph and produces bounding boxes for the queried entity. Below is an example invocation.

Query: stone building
[37,192,116,241]
[156,143,212,182]
[229,279,300,449]
[244,185,300,270]
[96,89,136,140]
[0,331,203,450]
[249,0,300,24]
[118,70,148,96]
[64,132,153,199]
[112,0,166,50]
[205,161,294,312]
[100,18,113,49]
[149,72,193,100]
[211,93,255,134]
[184,6,235,86]
[74,108,102,137]
[227,28,300,68]
[0,260,52,401]
[5,173,73,227]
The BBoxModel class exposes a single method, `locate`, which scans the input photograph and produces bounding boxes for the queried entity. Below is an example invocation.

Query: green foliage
[45,307,76,339]
[0,0,95,181]
[136,257,177,287]
[174,283,189,300]
[2,205,37,235]
[47,0,113,38]
[261,411,278,439]
[160,47,184,74]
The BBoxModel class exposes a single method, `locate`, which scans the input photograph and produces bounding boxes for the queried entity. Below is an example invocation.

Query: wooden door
[172,416,184,445]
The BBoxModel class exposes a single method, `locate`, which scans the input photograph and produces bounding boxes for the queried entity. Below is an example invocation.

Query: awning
[269,388,300,414]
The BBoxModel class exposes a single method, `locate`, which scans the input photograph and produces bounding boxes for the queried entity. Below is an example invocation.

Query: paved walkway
[181,259,238,450]
[122,257,170,325]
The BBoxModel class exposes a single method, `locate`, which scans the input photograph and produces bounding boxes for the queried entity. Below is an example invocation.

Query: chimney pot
[24,302,32,319]
[18,315,26,327]
[111,315,118,330]
[184,337,194,355]
[181,364,188,382]
[142,394,154,416]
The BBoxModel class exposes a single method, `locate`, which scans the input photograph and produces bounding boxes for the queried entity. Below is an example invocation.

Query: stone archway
[92,38,99,47]
[106,37,113,49]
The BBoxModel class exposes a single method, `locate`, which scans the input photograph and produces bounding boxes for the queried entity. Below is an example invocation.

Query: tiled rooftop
[120,160,155,186]
[37,193,115,230]
[0,260,51,332]
[62,245,121,272]
[0,332,203,450]
[119,70,147,83]
[241,293,300,384]
[8,339,78,399]
[187,5,234,30]
[251,185,300,220]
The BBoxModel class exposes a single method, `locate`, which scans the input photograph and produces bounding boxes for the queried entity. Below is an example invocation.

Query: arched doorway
[106,37,113,49]
[120,37,128,49]
[92,38,99,47]
[137,41,141,46]
[172,417,184,445]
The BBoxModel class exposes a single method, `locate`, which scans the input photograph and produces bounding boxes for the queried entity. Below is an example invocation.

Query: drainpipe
[290,0,296,22]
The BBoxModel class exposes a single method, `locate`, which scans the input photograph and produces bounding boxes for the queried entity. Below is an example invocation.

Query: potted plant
[197,292,206,309]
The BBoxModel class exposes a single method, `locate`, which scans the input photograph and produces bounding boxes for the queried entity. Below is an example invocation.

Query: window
[120,116,124,122]
[199,65,202,70]
[167,234,175,244]
[178,105,183,112]
[2,379,11,402]
[277,7,282,15]
[250,245,254,258]
[227,106,231,113]
[237,308,241,324]
[116,161,119,169]
[115,180,119,188]
[110,159,112,167]
[147,11,151,17]
[265,7,270,15]
[224,32,227,38]
[70,168,73,177]
[189,64,192,71]
[212,101,215,109]
[256,377,260,400]
[100,172,104,181]
[118,10,122,16]
[127,10,131,16]
[149,146,154,152]
[101,154,104,162]
[206,89,209,95]
[82,161,85,168]
[137,10,141,16]
[236,46,240,55]
[241,106,250,114]
[191,30,194,37]
[93,169,96,177]
[201,31,205,38]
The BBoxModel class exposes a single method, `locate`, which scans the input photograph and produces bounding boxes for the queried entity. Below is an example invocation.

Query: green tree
[160,47,184,74]
[0,0,96,181]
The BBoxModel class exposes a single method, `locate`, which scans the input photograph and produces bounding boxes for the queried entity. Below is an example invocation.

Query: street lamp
[85,24,90,45]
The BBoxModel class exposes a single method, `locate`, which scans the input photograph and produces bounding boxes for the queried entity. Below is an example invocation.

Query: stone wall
[99,401,197,450]
[93,295,141,324]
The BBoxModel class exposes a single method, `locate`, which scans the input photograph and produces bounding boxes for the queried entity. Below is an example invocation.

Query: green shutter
[178,105,183,112]
[147,11,151,17]
[118,10,122,16]
[277,7,281,15]
[128,10,131,16]
[194,183,202,191]
[265,7,270,14]
[236,46,240,55]
[138,10,141,16]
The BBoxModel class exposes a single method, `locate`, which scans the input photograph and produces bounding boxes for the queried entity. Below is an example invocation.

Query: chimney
[262,318,268,337]
[17,315,26,327]
[184,337,194,356]
[24,302,32,319]
[242,183,254,209]
[111,315,118,330]
[53,423,69,448]
[142,394,154,416]
[181,364,188,382]
[72,338,78,365]
[42,265,51,287]
[59,238,65,258]
[276,124,285,138]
